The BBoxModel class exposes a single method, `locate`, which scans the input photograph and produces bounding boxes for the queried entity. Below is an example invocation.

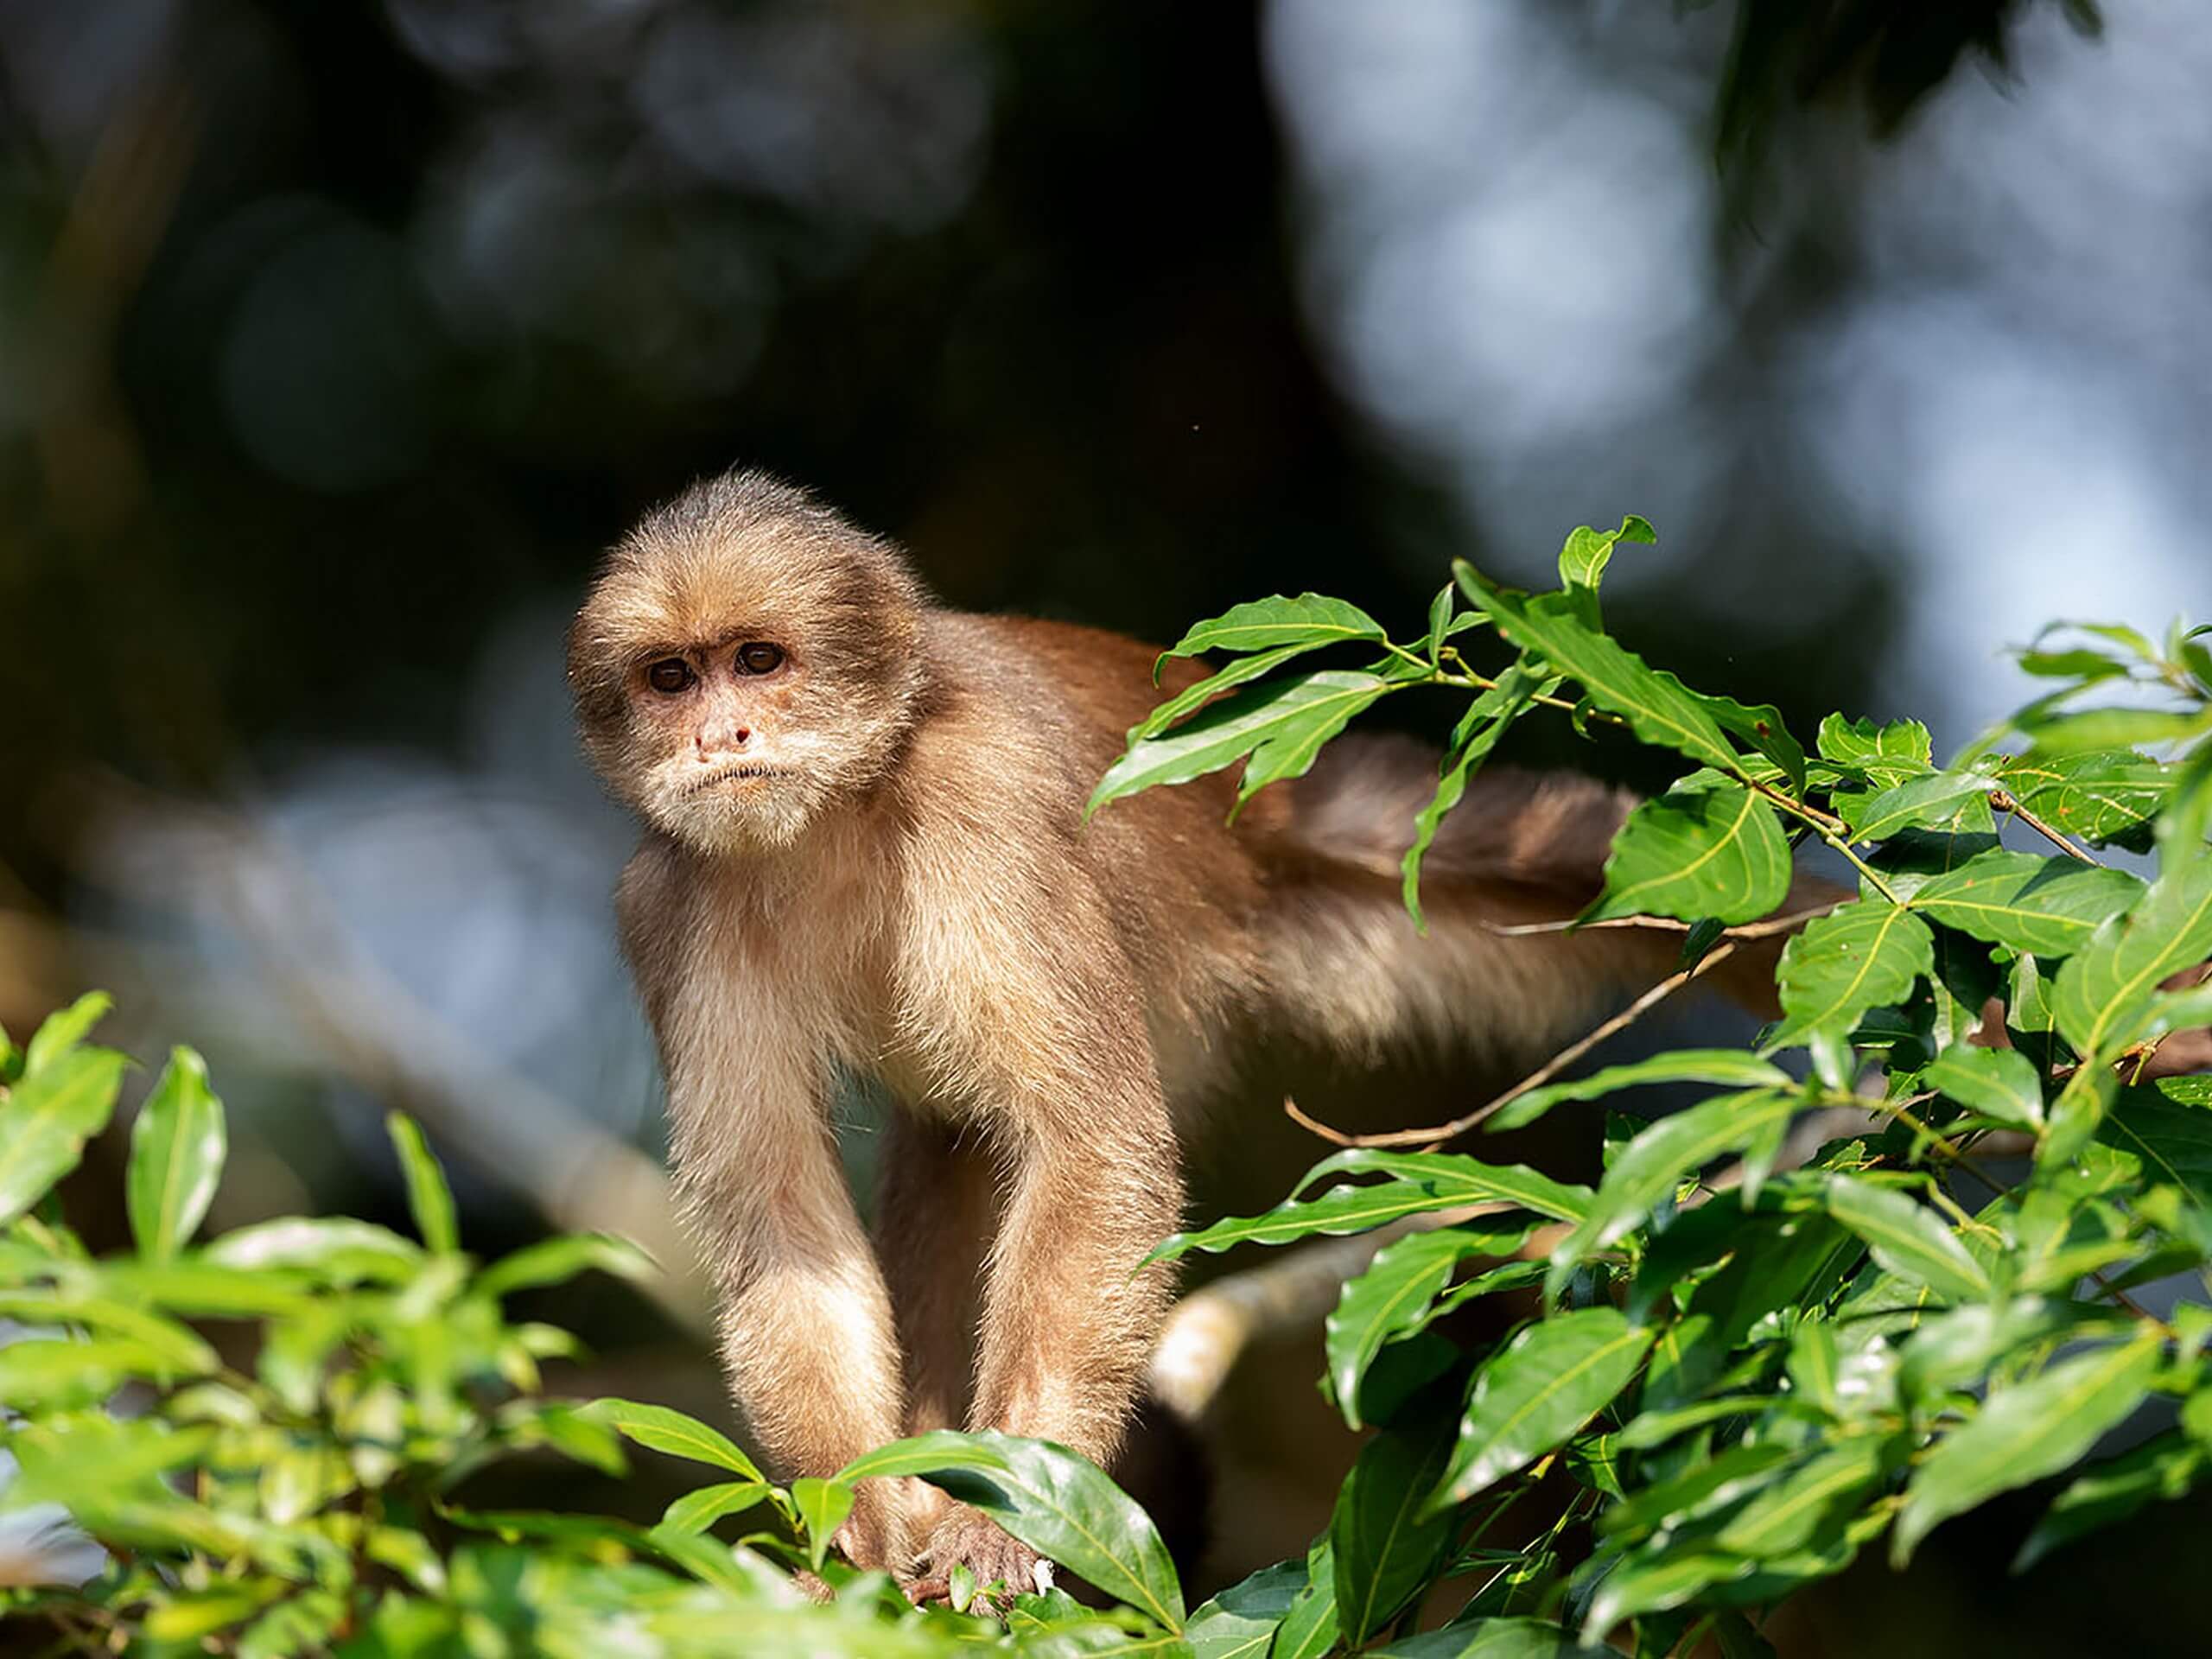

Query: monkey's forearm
[969,1117,1183,1467]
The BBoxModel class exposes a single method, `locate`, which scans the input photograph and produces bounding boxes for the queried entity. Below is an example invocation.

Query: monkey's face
[569,475,929,856]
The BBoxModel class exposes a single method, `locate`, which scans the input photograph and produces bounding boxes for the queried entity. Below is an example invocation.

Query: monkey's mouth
[684,763,782,796]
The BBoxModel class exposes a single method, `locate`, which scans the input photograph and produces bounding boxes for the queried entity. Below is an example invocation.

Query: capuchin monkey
[569,470,1787,1598]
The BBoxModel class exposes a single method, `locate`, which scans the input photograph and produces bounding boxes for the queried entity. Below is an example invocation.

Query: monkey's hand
[906,1508,1051,1611]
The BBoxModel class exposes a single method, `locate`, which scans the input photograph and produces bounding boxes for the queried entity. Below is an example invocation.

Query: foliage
[1092,523,2212,1651]
[7,521,2211,1654]
[0,1020,1185,1656]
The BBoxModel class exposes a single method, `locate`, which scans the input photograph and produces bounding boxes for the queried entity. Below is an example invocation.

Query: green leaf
[1584,778,1793,926]
[22,990,112,1071]
[1598,1440,1797,1541]
[1769,900,1935,1049]
[1843,772,1996,842]
[1550,1089,1800,1281]
[1270,1537,1339,1659]
[1184,1560,1304,1659]
[205,1216,423,1283]
[1430,1308,1655,1510]
[1128,644,1308,742]
[0,1287,217,1372]
[0,1045,129,1224]
[1088,671,1391,818]
[1906,849,2145,957]
[1696,692,1808,798]
[1557,515,1656,626]
[1716,1436,1898,1557]
[584,1398,765,1480]
[1817,715,1933,791]
[1893,1336,2162,1563]
[1156,594,1385,665]
[6,1414,218,1507]
[0,1335,186,1407]
[847,1431,1184,1629]
[2097,1077,2212,1206]
[1331,1414,1459,1643]
[1490,1049,1791,1135]
[1917,1044,2044,1129]
[1147,1152,1586,1266]
[658,1481,774,1535]
[1580,1548,1751,1643]
[385,1112,460,1254]
[126,1046,226,1261]
[1403,665,1545,931]
[1294,1149,1595,1223]
[475,1232,657,1298]
[1327,1230,1484,1429]
[1452,570,1742,777]
[791,1477,855,1571]
[1999,751,2171,848]
[1145,1183,1485,1264]
[1371,1618,1611,1659]
[1896,1299,2094,1406]
[1822,1177,1989,1301]
[2014,1430,2203,1571]
[2018,707,2212,755]
[2054,858,2212,1059]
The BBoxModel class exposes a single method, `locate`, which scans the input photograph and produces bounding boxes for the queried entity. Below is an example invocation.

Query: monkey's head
[569,470,930,855]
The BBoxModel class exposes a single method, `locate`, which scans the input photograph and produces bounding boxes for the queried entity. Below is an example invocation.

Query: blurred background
[3,2,2209,1650]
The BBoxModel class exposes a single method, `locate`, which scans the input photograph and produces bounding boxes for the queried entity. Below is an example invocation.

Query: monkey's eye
[645,658,694,695]
[735,642,785,675]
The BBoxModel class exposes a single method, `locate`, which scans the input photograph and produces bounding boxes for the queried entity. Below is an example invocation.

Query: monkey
[567,468,1792,1598]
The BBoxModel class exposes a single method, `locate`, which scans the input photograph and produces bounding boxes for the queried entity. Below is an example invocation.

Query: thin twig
[1990,789,2101,865]
[1286,941,1742,1151]
[1482,902,1840,940]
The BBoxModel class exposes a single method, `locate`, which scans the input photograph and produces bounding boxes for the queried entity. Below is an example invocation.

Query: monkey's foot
[906,1510,1052,1611]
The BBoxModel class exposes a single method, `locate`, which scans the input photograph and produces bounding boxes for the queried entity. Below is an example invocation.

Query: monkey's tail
[1249,734,1816,1070]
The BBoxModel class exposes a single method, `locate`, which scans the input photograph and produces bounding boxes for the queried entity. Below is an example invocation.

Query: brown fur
[569,469,1776,1589]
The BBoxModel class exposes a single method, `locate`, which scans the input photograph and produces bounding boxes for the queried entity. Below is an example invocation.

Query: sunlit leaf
[1822,1177,1988,1302]
[791,1477,855,1572]
[385,1112,460,1254]
[22,991,113,1072]
[1893,1336,2160,1563]
[1326,1230,1485,1430]
[1584,777,1792,925]
[1916,1044,2045,1129]
[1556,514,1656,626]
[1453,569,1742,777]
[2054,858,2212,1059]
[126,1046,226,1262]
[475,1232,658,1298]
[585,1398,765,1481]
[1906,849,2144,958]
[205,1217,421,1284]
[1998,750,2170,849]
[1817,715,1933,791]
[844,1430,1184,1629]
[1156,594,1386,666]
[1490,1049,1791,1134]
[0,1045,129,1225]
[1088,671,1391,818]
[1294,1149,1594,1223]
[1549,1089,1800,1284]
[1769,900,1934,1049]
[1841,772,1994,842]
[1429,1308,1654,1510]
[660,1481,774,1536]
